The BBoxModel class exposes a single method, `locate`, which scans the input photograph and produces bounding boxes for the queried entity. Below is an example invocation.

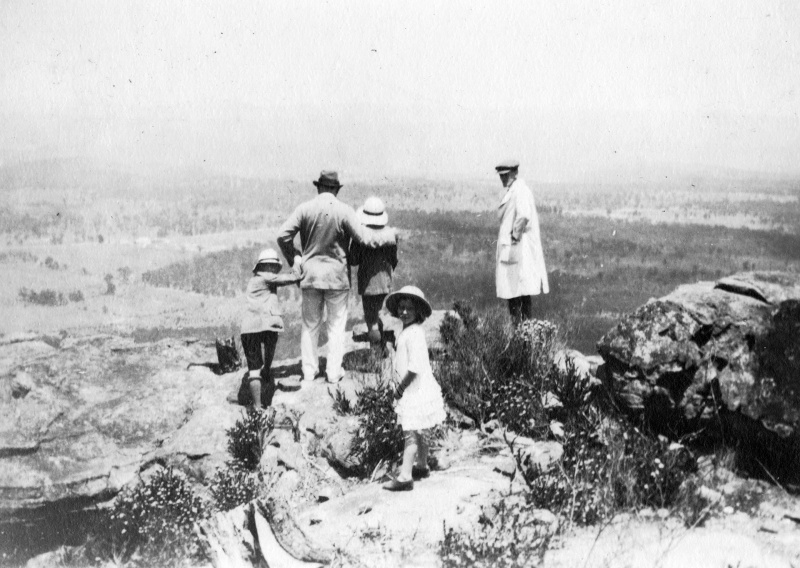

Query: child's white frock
[394,323,447,431]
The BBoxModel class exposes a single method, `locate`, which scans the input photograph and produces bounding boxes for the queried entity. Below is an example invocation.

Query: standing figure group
[237,160,548,492]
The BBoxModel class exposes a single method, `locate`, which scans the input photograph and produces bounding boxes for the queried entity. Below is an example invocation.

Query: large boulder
[597,272,800,479]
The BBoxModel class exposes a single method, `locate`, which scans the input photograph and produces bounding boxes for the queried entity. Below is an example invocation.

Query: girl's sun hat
[385,285,432,320]
[358,196,388,227]
[253,248,282,271]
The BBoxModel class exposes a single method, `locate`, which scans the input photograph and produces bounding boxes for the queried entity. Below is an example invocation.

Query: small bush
[436,303,562,437]
[99,466,207,564]
[68,290,85,302]
[226,407,275,471]
[440,499,553,568]
[521,417,696,526]
[18,287,66,306]
[350,379,404,476]
[104,273,116,295]
[44,256,60,270]
[209,468,260,512]
[330,387,354,416]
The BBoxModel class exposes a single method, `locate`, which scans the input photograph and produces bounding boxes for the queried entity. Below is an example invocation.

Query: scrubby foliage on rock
[437,301,698,527]
[522,418,695,525]
[209,467,260,512]
[437,302,569,437]
[349,379,405,476]
[440,498,553,568]
[93,466,207,565]
[226,406,275,471]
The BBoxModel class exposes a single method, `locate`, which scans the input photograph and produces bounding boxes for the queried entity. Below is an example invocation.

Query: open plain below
[1,161,800,567]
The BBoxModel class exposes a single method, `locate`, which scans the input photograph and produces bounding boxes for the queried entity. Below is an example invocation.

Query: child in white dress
[382,285,447,491]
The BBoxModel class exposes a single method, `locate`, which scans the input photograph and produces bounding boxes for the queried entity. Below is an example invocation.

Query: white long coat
[495,177,549,299]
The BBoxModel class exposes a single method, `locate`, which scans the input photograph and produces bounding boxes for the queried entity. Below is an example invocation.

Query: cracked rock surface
[597,271,800,480]
[0,334,237,516]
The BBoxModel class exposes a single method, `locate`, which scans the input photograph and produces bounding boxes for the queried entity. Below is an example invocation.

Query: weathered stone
[597,271,800,481]
[10,371,36,399]
[0,334,232,516]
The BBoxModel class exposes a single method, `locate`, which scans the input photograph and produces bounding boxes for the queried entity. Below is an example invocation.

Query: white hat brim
[385,291,432,319]
[358,208,388,227]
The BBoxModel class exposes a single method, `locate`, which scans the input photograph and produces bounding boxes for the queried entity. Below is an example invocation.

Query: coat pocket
[499,242,520,265]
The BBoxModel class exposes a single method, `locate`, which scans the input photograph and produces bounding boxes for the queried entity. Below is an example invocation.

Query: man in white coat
[495,159,549,323]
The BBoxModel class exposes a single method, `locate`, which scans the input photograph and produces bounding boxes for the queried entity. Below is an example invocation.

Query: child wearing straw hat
[239,248,300,409]
[382,285,447,491]
[348,196,398,348]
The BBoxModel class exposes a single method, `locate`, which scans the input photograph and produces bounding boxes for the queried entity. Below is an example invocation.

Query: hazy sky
[2,1,799,181]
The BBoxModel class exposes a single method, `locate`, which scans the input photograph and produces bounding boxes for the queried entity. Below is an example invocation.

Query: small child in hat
[239,248,300,409]
[382,285,447,491]
[348,196,398,348]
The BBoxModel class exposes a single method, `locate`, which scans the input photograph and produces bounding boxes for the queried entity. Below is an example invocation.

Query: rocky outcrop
[597,272,800,479]
[0,334,243,518]
[198,499,332,568]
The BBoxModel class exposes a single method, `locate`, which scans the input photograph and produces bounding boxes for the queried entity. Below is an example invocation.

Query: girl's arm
[261,272,301,287]
[394,370,418,399]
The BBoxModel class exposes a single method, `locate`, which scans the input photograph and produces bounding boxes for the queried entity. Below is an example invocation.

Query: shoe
[382,478,413,491]
[276,377,301,391]
[411,466,430,480]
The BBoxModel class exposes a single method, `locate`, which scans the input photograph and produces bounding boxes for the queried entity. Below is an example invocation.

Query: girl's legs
[397,430,419,482]
[241,331,278,409]
[260,331,278,407]
[362,294,386,345]
[241,332,265,409]
[415,428,430,469]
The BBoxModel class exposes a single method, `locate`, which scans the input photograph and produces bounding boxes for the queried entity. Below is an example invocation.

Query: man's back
[277,193,360,290]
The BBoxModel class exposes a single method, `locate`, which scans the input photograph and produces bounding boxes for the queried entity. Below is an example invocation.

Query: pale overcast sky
[2,1,799,181]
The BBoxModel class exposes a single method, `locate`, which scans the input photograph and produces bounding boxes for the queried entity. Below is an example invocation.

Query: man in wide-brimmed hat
[494,159,549,323]
[277,170,366,383]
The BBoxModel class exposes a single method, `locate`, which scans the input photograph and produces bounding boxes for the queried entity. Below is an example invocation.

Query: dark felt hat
[313,170,343,189]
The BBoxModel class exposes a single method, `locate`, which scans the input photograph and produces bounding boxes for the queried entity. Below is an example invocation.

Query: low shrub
[226,407,275,471]
[68,290,85,302]
[440,499,553,568]
[436,303,563,437]
[349,379,404,477]
[96,466,207,564]
[330,387,354,416]
[209,468,260,512]
[521,416,696,526]
[18,287,67,306]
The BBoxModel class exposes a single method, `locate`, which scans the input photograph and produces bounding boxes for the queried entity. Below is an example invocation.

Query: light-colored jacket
[495,177,549,299]
[277,193,364,290]
[240,272,300,334]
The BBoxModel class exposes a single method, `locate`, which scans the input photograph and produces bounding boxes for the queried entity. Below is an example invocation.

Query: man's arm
[277,209,302,266]
[511,186,532,242]
[342,207,367,246]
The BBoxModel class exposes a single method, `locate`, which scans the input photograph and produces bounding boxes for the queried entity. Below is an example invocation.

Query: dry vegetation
[1,160,799,355]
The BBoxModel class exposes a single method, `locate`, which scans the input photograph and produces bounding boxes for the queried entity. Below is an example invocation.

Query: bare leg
[362,294,386,345]
[398,430,418,482]
[416,429,430,468]
[248,379,263,410]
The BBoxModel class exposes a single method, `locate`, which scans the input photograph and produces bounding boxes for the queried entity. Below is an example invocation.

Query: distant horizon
[3,2,799,187]
[2,153,800,189]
